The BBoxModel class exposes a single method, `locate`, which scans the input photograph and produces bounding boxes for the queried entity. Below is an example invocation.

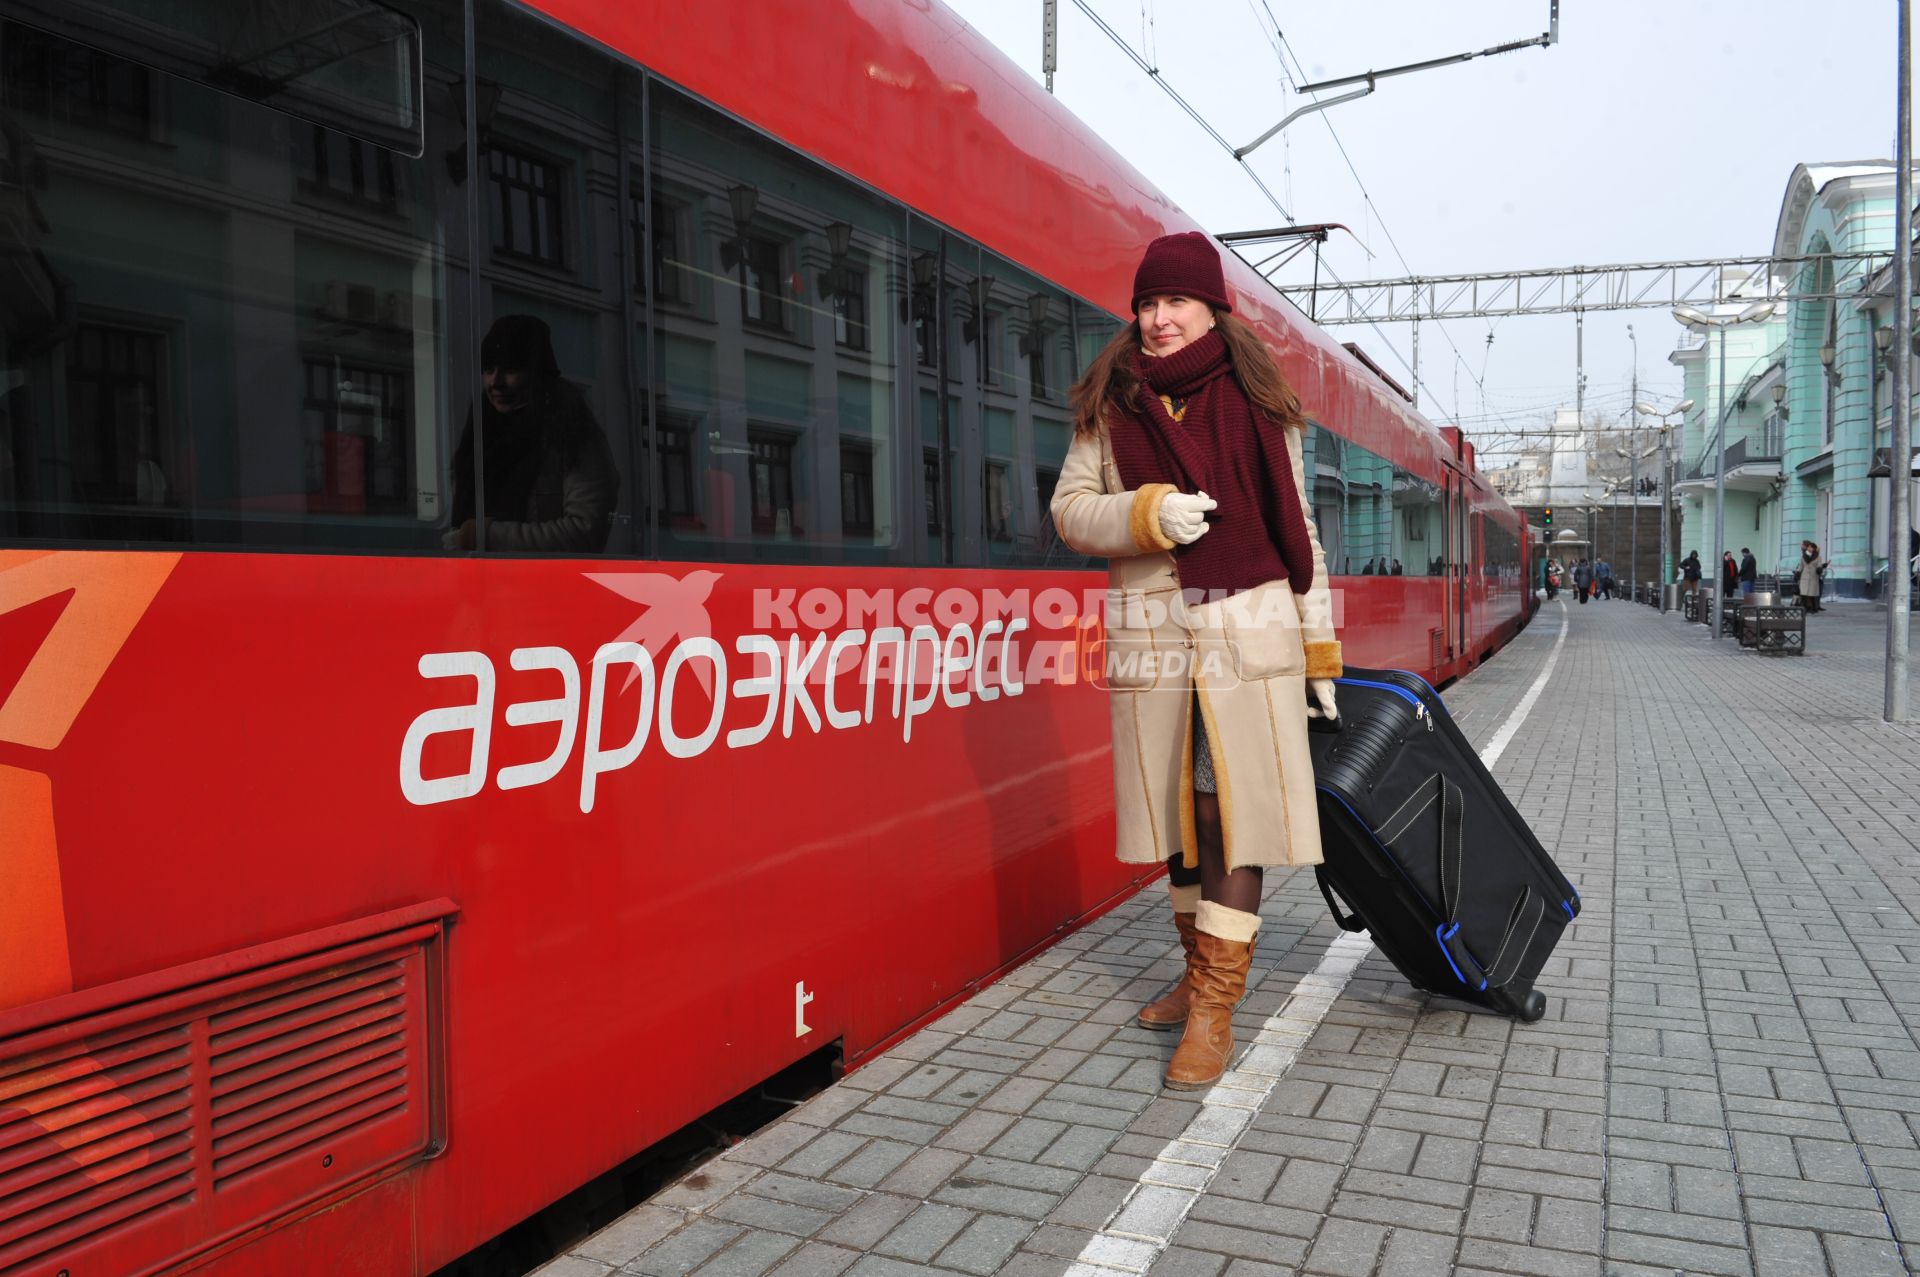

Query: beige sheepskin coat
[1051,418,1342,871]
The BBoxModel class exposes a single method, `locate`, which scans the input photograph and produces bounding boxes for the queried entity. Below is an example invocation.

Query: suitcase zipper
[1334,677,1433,730]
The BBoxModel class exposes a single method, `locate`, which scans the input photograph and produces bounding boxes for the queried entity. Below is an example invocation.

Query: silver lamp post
[1627,325,1638,600]
[1888,0,1912,721]
[1637,397,1696,610]
[1673,302,1777,639]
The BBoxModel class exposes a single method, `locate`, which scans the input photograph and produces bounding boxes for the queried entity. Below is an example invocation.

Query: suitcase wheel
[1512,989,1547,1023]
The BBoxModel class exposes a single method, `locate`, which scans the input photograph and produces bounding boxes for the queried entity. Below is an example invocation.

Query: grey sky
[941,1,1902,463]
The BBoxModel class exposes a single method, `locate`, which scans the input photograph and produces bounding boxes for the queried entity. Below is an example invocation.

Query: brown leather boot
[1164,932,1255,1091]
[1137,912,1199,1030]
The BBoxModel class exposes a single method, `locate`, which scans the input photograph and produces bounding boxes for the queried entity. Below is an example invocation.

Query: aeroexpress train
[0,0,1531,1272]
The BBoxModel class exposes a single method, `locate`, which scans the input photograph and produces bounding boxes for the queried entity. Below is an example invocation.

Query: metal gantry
[1226,252,1893,323]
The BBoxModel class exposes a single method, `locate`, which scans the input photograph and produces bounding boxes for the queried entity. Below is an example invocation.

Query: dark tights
[1176,792,1262,914]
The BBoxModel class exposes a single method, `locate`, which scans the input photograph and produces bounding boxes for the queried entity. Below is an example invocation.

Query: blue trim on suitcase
[1333,677,1425,709]
[1333,673,1447,711]
[1435,923,1468,984]
[1433,922,1488,992]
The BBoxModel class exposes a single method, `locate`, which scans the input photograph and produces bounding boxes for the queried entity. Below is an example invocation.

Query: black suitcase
[1305,667,1579,1021]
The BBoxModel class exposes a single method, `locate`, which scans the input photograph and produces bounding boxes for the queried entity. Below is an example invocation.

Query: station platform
[540,597,1920,1277]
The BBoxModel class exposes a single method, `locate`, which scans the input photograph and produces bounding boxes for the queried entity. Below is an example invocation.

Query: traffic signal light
[1543,506,1554,527]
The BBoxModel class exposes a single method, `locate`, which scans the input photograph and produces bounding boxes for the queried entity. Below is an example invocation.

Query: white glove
[1159,490,1216,545]
[1307,678,1338,720]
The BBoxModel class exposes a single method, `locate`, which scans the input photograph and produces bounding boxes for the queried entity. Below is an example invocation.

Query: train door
[1443,466,1470,670]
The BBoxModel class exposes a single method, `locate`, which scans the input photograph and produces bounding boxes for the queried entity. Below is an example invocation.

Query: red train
[0,1,1532,1274]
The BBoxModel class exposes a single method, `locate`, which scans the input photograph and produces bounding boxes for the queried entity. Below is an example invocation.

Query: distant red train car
[0,0,1529,1273]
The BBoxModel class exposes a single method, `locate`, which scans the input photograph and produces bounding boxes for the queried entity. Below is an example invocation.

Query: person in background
[447,314,620,553]
[1739,547,1757,599]
[1572,558,1592,604]
[1721,551,1739,600]
[1681,550,1703,597]
[1797,540,1829,613]
[1596,557,1613,600]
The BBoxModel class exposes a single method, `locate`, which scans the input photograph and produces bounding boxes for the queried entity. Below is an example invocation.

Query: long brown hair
[1069,311,1305,437]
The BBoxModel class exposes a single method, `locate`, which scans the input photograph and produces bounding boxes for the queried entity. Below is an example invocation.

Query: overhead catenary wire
[1264,24,1488,425]
[1064,0,1459,413]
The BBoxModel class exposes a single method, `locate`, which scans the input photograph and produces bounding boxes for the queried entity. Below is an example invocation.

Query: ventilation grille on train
[208,958,413,1188]
[1430,627,1445,667]
[0,900,453,1277]
[0,1026,196,1271]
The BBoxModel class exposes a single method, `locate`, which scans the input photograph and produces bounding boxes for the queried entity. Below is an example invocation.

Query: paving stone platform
[539,597,1920,1277]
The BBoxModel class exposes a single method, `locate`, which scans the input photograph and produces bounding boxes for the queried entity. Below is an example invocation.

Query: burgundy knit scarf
[1107,330,1315,596]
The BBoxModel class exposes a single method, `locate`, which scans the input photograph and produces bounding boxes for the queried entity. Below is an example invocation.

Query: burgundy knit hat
[1131,231,1232,314]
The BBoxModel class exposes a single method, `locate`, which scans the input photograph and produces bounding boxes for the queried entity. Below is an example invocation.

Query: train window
[1394,467,1444,576]
[1301,425,1346,574]
[1333,436,1396,576]
[1074,300,1123,372]
[2,26,155,137]
[1298,426,1446,578]
[985,456,1013,543]
[0,3,463,550]
[4,0,424,155]
[466,0,638,555]
[978,252,1078,568]
[923,445,942,535]
[647,82,910,566]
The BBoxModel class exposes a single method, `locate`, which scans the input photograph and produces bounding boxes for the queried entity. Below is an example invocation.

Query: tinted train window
[647,83,910,566]
[1300,425,1445,577]
[1396,469,1444,576]
[980,253,1077,568]
[7,0,424,154]
[0,3,463,549]
[1484,515,1520,585]
[467,0,636,555]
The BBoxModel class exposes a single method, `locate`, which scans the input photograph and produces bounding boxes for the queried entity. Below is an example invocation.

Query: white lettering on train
[399,619,1030,811]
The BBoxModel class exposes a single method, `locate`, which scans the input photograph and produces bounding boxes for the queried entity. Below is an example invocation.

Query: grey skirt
[1192,693,1217,795]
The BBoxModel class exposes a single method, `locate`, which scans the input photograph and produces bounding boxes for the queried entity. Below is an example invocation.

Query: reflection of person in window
[446,315,618,551]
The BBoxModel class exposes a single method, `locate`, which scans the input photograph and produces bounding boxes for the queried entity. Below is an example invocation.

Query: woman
[1050,232,1340,1090]
[1797,540,1829,613]
[1721,551,1739,598]
[446,314,620,552]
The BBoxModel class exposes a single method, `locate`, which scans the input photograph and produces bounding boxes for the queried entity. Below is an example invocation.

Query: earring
[1208,320,1216,330]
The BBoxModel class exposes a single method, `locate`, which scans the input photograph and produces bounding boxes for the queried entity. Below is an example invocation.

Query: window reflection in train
[0,0,1495,569]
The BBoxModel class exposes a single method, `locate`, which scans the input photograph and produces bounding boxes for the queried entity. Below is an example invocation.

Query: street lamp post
[1889,0,1912,721]
[1637,397,1695,610]
[1627,325,1639,600]
[1628,438,1639,599]
[1674,302,1777,639]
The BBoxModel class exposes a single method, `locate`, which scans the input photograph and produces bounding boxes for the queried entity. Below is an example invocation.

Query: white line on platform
[1065,601,1573,1275]
[1481,601,1571,769]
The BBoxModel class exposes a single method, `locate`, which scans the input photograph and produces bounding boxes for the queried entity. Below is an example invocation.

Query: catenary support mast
[1889,0,1912,721]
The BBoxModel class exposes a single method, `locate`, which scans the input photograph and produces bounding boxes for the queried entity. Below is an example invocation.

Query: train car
[0,1,1532,1274]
